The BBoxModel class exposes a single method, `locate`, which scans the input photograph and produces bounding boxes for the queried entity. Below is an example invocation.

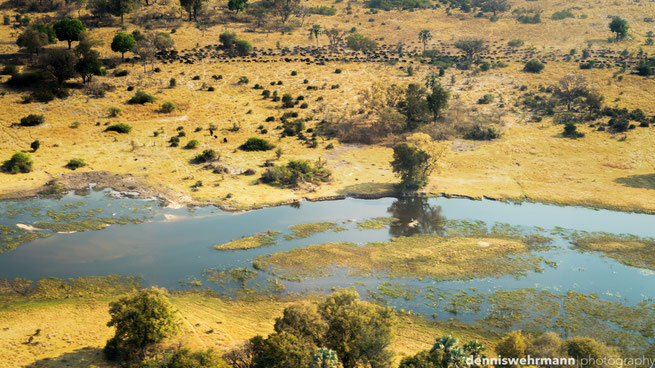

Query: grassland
[213,230,280,250]
[257,234,547,280]
[570,232,655,270]
[356,216,398,230]
[285,221,346,239]
[0,0,653,213]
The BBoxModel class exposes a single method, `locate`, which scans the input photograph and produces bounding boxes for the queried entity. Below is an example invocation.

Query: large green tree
[111,31,136,61]
[104,288,179,362]
[609,16,629,41]
[418,29,432,52]
[391,142,434,190]
[228,0,248,15]
[251,332,316,368]
[53,18,86,49]
[43,48,78,85]
[319,289,396,368]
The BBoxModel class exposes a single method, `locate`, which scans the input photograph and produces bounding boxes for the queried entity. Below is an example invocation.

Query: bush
[309,5,337,15]
[184,139,199,149]
[463,125,500,140]
[508,39,524,47]
[235,39,253,56]
[551,9,574,20]
[108,107,122,117]
[346,33,377,52]
[65,158,86,170]
[239,137,275,151]
[239,76,249,84]
[562,122,584,138]
[31,140,40,152]
[477,94,494,104]
[2,152,33,174]
[261,159,331,187]
[19,114,45,126]
[283,119,305,136]
[608,117,629,132]
[160,101,177,113]
[105,123,132,133]
[282,93,294,108]
[523,59,545,73]
[128,90,156,104]
[192,149,218,163]
[479,62,491,71]
[169,78,177,88]
[1,64,17,75]
[517,13,541,24]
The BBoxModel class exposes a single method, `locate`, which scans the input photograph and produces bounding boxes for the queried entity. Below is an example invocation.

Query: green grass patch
[570,232,655,270]
[285,221,346,240]
[356,217,398,230]
[214,230,281,250]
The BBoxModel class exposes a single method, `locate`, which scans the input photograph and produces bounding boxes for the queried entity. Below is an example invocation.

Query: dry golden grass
[1,0,655,212]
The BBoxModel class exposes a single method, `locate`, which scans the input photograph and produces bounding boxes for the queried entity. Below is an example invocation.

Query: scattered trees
[53,19,86,49]
[42,48,78,86]
[111,32,136,61]
[104,288,179,363]
[474,0,510,17]
[324,28,345,49]
[609,16,629,41]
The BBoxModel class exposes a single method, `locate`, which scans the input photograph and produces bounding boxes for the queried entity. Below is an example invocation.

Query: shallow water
[0,189,653,329]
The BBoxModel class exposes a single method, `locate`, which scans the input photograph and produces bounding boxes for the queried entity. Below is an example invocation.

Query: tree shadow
[25,346,112,368]
[387,197,446,237]
[614,174,655,190]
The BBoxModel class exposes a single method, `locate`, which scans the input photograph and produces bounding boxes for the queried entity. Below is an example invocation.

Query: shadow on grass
[26,346,111,368]
[614,174,655,190]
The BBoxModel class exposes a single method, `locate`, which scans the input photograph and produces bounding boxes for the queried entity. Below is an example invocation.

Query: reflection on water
[387,197,446,237]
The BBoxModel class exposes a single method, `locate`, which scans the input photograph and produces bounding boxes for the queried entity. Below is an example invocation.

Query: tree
[565,337,614,368]
[43,48,78,85]
[475,0,509,16]
[454,39,485,62]
[134,37,156,72]
[309,24,322,47]
[110,0,141,24]
[318,289,396,368]
[269,0,301,25]
[609,16,629,41]
[16,28,49,55]
[111,31,136,61]
[251,332,316,368]
[154,32,174,51]
[273,304,327,346]
[324,27,345,49]
[228,0,248,15]
[526,332,567,368]
[223,342,254,368]
[104,288,179,362]
[391,141,436,190]
[2,153,33,174]
[179,0,203,21]
[554,74,589,111]
[31,24,57,44]
[161,348,229,368]
[418,29,432,52]
[426,79,450,120]
[401,83,431,130]
[76,48,102,83]
[495,331,527,367]
[53,18,86,49]
[219,31,238,50]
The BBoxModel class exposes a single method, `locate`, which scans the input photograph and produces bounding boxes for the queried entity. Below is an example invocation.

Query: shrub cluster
[261,159,331,187]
